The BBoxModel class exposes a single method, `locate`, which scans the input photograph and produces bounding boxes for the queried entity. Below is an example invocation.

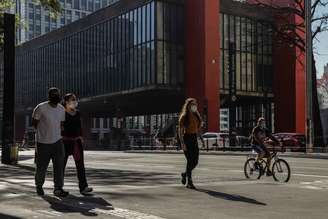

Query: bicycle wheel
[272,159,291,183]
[244,158,261,180]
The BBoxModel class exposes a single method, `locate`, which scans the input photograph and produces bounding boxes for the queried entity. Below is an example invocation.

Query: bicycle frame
[249,146,282,172]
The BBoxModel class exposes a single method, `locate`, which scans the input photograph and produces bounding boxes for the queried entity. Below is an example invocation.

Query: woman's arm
[78,112,84,143]
[178,118,186,150]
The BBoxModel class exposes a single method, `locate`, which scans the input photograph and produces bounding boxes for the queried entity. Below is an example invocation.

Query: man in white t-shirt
[32,87,69,197]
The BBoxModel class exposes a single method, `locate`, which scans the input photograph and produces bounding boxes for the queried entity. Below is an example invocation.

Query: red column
[273,11,306,134]
[294,8,306,134]
[185,0,220,132]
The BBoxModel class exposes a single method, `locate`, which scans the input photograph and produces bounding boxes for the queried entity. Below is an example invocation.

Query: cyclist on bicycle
[250,117,281,176]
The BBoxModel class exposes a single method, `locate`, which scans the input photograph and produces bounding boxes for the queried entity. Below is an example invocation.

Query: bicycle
[244,144,291,183]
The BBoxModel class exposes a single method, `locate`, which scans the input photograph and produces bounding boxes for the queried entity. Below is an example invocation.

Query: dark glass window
[81,0,87,10]
[95,0,101,10]
[87,0,93,11]
[220,13,272,93]
[73,0,80,9]
[102,0,108,7]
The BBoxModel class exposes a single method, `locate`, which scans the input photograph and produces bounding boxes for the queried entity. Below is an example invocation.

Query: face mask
[68,101,78,109]
[190,105,198,113]
[49,95,61,104]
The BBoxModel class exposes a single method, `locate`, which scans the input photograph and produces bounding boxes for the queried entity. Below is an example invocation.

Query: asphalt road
[0,150,327,219]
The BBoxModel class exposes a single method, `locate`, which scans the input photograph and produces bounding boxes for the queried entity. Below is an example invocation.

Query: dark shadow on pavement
[197,189,267,206]
[0,163,176,190]
[0,213,23,219]
[42,194,113,217]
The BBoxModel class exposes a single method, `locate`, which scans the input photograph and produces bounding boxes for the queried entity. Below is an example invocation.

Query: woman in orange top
[178,98,202,189]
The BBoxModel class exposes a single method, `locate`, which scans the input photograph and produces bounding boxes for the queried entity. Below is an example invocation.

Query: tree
[246,0,328,148]
[0,0,61,49]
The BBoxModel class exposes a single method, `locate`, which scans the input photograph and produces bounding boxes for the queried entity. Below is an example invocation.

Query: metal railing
[7,135,328,153]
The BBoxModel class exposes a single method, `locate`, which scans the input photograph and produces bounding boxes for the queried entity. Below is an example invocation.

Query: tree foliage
[247,0,328,52]
[0,0,61,49]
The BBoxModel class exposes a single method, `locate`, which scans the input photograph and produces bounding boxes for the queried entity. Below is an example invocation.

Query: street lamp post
[228,42,237,146]
[305,0,314,153]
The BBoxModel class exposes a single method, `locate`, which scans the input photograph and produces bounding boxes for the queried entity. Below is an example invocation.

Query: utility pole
[305,0,314,153]
[1,13,16,164]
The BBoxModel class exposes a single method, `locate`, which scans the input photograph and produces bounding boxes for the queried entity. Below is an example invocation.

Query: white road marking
[2,192,27,198]
[35,210,62,217]
[293,173,328,178]
[230,169,328,179]
[0,182,8,191]
[298,180,328,190]
[291,166,328,171]
[300,185,323,190]
[91,207,167,219]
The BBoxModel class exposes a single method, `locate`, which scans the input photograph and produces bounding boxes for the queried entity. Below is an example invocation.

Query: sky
[314,5,328,77]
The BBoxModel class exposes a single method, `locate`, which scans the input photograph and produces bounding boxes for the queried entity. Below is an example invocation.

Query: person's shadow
[42,194,114,216]
[197,188,267,206]
[0,213,23,219]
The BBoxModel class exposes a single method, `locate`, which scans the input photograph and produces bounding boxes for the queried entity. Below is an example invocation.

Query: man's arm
[32,118,39,129]
[32,105,41,129]
[266,129,279,144]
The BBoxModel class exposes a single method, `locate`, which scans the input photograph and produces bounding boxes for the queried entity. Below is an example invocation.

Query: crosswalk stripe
[91,208,167,219]
[35,210,62,217]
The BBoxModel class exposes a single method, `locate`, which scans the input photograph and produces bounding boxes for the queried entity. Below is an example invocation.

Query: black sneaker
[80,187,93,196]
[254,162,260,170]
[36,187,44,196]
[186,183,196,190]
[54,189,69,197]
[181,173,186,185]
[266,170,273,176]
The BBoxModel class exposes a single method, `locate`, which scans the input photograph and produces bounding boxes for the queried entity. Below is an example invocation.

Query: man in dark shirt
[251,117,281,176]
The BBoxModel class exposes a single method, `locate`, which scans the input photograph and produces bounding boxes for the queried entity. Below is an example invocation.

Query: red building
[186,0,305,134]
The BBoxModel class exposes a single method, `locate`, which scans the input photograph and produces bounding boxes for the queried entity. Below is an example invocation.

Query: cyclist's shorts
[252,144,270,157]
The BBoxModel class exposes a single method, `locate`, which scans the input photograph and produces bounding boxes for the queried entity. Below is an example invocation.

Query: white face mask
[68,101,78,109]
[260,122,266,128]
[190,105,198,113]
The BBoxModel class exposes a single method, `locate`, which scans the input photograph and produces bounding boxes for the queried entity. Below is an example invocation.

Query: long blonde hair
[179,98,202,128]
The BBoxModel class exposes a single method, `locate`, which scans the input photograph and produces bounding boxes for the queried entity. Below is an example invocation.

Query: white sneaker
[81,187,93,195]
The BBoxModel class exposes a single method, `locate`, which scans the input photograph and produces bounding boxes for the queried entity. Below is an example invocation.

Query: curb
[125,150,328,159]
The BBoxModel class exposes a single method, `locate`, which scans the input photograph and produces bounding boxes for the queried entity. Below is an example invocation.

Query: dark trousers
[35,140,64,190]
[183,134,199,180]
[63,140,88,192]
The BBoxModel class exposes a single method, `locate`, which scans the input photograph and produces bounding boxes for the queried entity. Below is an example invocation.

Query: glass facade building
[15,0,119,43]
[16,0,185,109]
